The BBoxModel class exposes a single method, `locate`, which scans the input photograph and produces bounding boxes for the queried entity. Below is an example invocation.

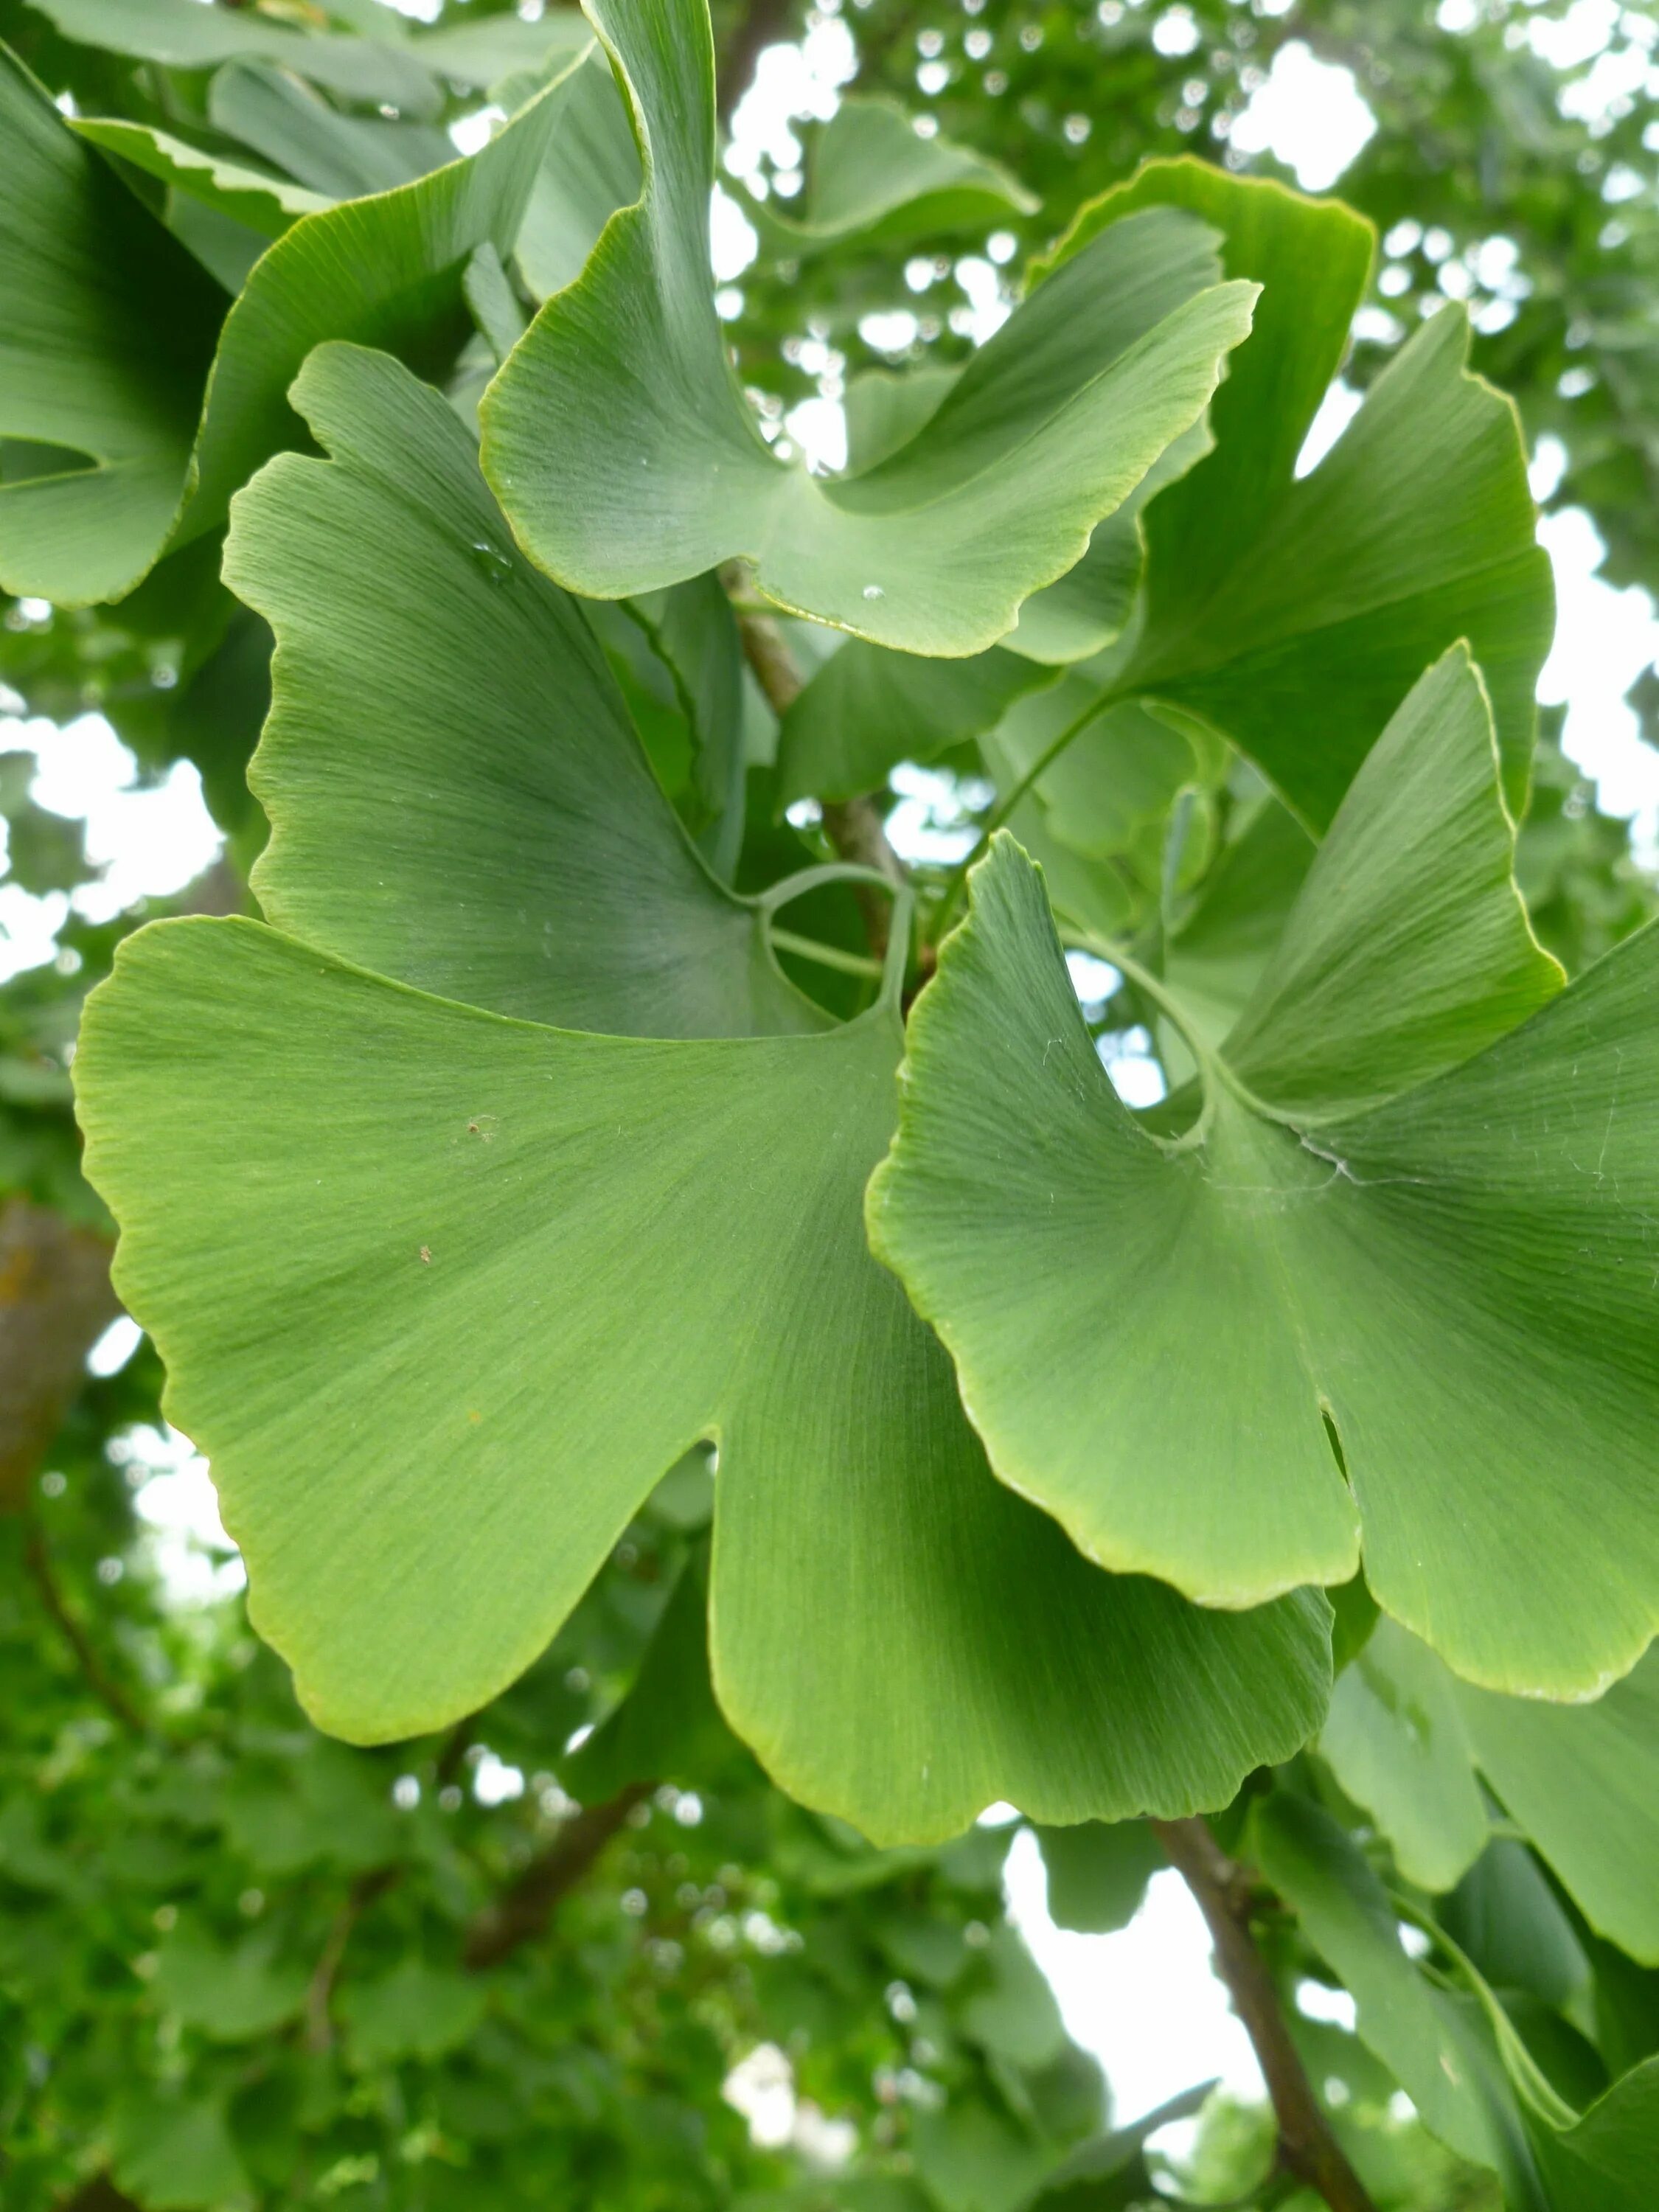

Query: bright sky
[13,0,1659,2143]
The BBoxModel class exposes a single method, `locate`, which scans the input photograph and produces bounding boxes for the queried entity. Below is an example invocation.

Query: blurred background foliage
[1,1,1657,2206]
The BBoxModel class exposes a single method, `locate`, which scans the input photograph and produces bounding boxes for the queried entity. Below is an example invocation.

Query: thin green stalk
[931,684,1120,938]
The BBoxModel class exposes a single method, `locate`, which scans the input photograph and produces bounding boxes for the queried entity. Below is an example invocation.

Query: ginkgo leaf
[74,354,1331,1848]
[68,116,332,238]
[0,46,560,605]
[1253,1792,1511,2169]
[509,43,641,303]
[0,45,226,607]
[869,650,1659,1699]
[1036,160,1553,827]
[223,344,812,1039]
[205,60,451,201]
[24,0,445,115]
[1319,1616,1491,1896]
[481,0,1258,653]
[77,917,1331,1847]
[777,641,1056,807]
[1326,1615,1659,1962]
[746,97,1037,266]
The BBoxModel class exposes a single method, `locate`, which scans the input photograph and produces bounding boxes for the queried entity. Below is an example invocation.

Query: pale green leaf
[1034,1820,1161,1935]
[563,1549,737,1800]
[869,655,1659,1697]
[77,913,1331,1844]
[481,0,1257,653]
[1253,1793,1502,2166]
[206,60,451,201]
[68,116,330,238]
[1320,1617,1491,1895]
[510,41,641,302]
[24,0,444,115]
[747,97,1037,266]
[1456,1652,1659,1966]
[111,2096,249,2212]
[1040,160,1552,827]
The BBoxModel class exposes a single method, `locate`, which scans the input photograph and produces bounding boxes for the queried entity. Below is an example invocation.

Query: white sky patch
[1229,41,1377,192]
[785,394,848,473]
[448,104,504,157]
[1295,379,1363,479]
[119,1425,246,1604]
[711,185,759,281]
[1538,507,1659,855]
[1525,0,1620,72]
[0,715,222,978]
[87,1314,143,1377]
[724,15,856,178]
[1005,1827,1263,2130]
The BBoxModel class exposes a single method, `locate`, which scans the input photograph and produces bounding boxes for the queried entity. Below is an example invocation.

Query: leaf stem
[931,684,1118,938]
[767,926,884,979]
[1151,1818,1380,2212]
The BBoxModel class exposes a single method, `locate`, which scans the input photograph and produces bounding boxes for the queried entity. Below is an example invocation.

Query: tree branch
[1151,1818,1378,2212]
[24,1519,147,1736]
[0,1195,119,1513]
[306,1867,402,2051]
[463,1784,650,1972]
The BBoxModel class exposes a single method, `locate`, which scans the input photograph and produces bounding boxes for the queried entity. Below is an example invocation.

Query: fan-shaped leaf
[870,650,1658,1697]
[1039,160,1553,826]
[481,0,1257,653]
[75,349,1332,1847]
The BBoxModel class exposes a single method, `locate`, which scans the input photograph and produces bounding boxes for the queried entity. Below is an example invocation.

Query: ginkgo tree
[4,0,1659,2206]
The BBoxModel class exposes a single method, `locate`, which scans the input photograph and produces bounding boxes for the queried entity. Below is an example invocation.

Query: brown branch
[1151,1818,1378,2212]
[0,1196,119,1514]
[24,1520,147,1736]
[306,1867,402,2051]
[733,598,907,956]
[463,1784,650,1972]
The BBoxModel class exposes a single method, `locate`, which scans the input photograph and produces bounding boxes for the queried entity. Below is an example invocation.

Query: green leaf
[1041,159,1552,827]
[1253,1792,1502,2167]
[869,653,1659,1697]
[911,2100,1048,2212]
[0,51,563,604]
[1033,1819,1161,1935]
[481,0,1257,653]
[77,356,1330,1845]
[746,97,1037,266]
[563,1548,738,1800]
[24,0,445,114]
[1018,2086,1214,2211]
[68,115,330,237]
[205,60,451,201]
[152,1926,308,2041]
[338,1958,487,2065]
[961,1924,1068,2070]
[77,913,1330,1845]
[1455,1652,1659,1967]
[1530,2059,1659,2208]
[223,344,809,1038]
[1320,1617,1490,1895]
[0,44,226,606]
[1440,1841,1592,2016]
[111,2094,249,2212]
[508,44,641,305]
[777,641,1056,808]
[1324,1612,1659,1963]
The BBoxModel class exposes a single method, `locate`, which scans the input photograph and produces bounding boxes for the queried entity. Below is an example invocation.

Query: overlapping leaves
[0,35,561,605]
[870,647,1659,1699]
[74,344,1332,1847]
[480,0,1258,653]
